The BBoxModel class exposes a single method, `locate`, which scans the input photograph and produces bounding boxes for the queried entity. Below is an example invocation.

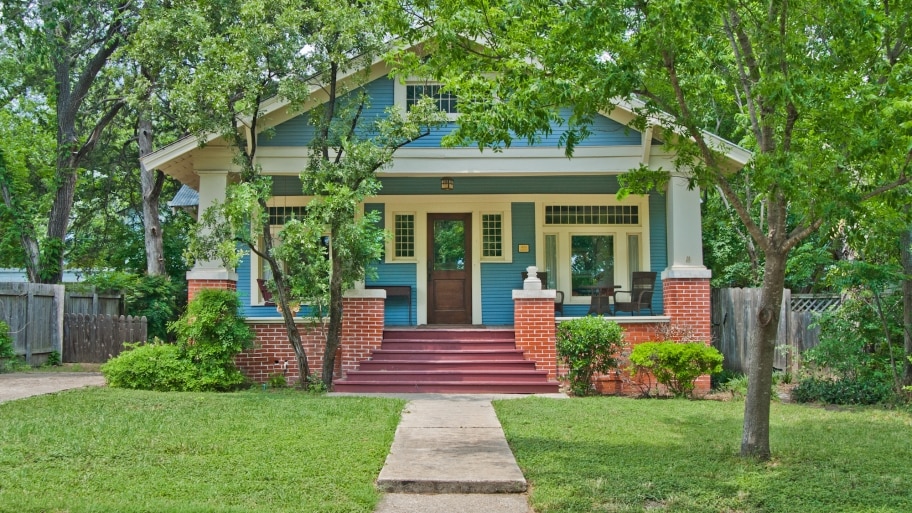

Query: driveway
[0,372,106,403]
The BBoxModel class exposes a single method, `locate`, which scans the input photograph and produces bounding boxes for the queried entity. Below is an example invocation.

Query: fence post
[25,285,34,363]
[54,285,64,359]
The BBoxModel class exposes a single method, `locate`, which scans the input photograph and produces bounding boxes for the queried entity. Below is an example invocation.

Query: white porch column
[663,174,711,279]
[187,170,237,281]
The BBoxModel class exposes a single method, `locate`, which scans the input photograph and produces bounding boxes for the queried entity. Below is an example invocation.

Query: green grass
[0,388,405,513]
[494,397,912,513]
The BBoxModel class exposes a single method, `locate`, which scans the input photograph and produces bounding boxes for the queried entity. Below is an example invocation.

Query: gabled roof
[143,46,751,189]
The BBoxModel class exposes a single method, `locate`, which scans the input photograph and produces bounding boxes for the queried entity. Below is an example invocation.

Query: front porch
[189,272,710,395]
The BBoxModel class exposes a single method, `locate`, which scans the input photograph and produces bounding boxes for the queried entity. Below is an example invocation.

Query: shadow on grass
[495,397,912,513]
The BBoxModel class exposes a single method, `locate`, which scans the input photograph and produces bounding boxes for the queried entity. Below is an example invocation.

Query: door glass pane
[433,220,465,270]
[545,234,558,289]
[570,235,614,296]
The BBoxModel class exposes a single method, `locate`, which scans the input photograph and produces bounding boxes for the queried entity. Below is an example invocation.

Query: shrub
[101,342,195,391]
[169,289,254,391]
[126,275,181,341]
[720,373,749,399]
[793,376,895,405]
[796,291,904,405]
[805,290,903,383]
[103,290,254,392]
[628,341,724,397]
[556,317,625,396]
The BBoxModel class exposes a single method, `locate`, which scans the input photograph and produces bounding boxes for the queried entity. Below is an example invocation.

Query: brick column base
[186,270,238,302]
[662,276,712,393]
[513,293,557,380]
[340,292,386,375]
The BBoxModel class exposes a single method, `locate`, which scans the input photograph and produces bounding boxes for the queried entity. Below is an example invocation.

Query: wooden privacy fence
[65,289,124,316]
[0,283,64,364]
[711,288,837,374]
[1,283,127,364]
[63,314,147,363]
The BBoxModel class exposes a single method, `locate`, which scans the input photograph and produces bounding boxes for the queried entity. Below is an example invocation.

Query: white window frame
[393,77,460,121]
[391,211,418,262]
[480,211,506,262]
[539,196,648,305]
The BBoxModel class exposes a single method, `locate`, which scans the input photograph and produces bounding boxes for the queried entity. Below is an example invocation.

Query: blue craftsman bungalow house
[144,51,749,393]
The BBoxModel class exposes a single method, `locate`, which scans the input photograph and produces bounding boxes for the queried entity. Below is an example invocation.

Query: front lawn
[494,397,912,513]
[0,388,404,513]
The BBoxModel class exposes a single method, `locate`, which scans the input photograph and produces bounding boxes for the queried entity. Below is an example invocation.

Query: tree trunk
[254,199,311,386]
[139,114,166,276]
[322,233,345,389]
[741,250,787,460]
[901,223,912,387]
[44,150,79,283]
[43,48,80,284]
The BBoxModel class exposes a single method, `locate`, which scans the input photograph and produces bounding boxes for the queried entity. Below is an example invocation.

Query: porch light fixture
[440,177,454,190]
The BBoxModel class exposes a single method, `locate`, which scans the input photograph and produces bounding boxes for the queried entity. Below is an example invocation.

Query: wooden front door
[427,213,472,324]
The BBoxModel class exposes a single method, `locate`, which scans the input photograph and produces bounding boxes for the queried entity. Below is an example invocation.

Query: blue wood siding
[259,73,639,149]
[480,203,537,325]
[403,108,640,148]
[237,252,256,317]
[259,78,396,147]
[649,192,667,315]
[364,203,416,326]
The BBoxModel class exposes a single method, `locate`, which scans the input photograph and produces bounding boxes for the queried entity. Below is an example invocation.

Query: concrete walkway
[0,372,105,403]
[362,393,564,513]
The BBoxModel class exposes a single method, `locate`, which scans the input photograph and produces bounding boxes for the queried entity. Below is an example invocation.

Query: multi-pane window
[406,84,458,114]
[544,205,639,225]
[481,213,503,258]
[394,213,415,258]
[268,206,308,226]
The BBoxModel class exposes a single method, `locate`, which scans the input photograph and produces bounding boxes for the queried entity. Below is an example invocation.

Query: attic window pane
[406,84,458,114]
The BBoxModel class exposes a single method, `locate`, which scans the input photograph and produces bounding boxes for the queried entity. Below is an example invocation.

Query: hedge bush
[102,289,253,392]
[556,317,625,396]
[629,341,723,397]
[792,376,895,405]
[101,342,195,391]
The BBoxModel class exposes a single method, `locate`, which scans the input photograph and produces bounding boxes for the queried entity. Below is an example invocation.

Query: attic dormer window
[405,84,458,114]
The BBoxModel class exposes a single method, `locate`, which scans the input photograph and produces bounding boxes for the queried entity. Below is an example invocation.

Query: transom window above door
[545,205,639,225]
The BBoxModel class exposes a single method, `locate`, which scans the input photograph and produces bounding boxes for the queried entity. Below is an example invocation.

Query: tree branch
[67,1,132,121]
[73,99,126,164]
[723,11,763,144]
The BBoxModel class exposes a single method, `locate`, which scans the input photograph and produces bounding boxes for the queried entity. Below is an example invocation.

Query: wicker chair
[612,272,657,315]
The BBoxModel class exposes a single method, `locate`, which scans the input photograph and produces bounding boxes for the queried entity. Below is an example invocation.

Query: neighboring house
[143,52,749,393]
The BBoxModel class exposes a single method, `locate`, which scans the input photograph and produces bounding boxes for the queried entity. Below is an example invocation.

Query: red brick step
[334,328,559,394]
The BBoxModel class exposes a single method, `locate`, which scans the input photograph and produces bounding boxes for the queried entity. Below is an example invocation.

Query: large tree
[0,0,136,283]
[401,0,912,459]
